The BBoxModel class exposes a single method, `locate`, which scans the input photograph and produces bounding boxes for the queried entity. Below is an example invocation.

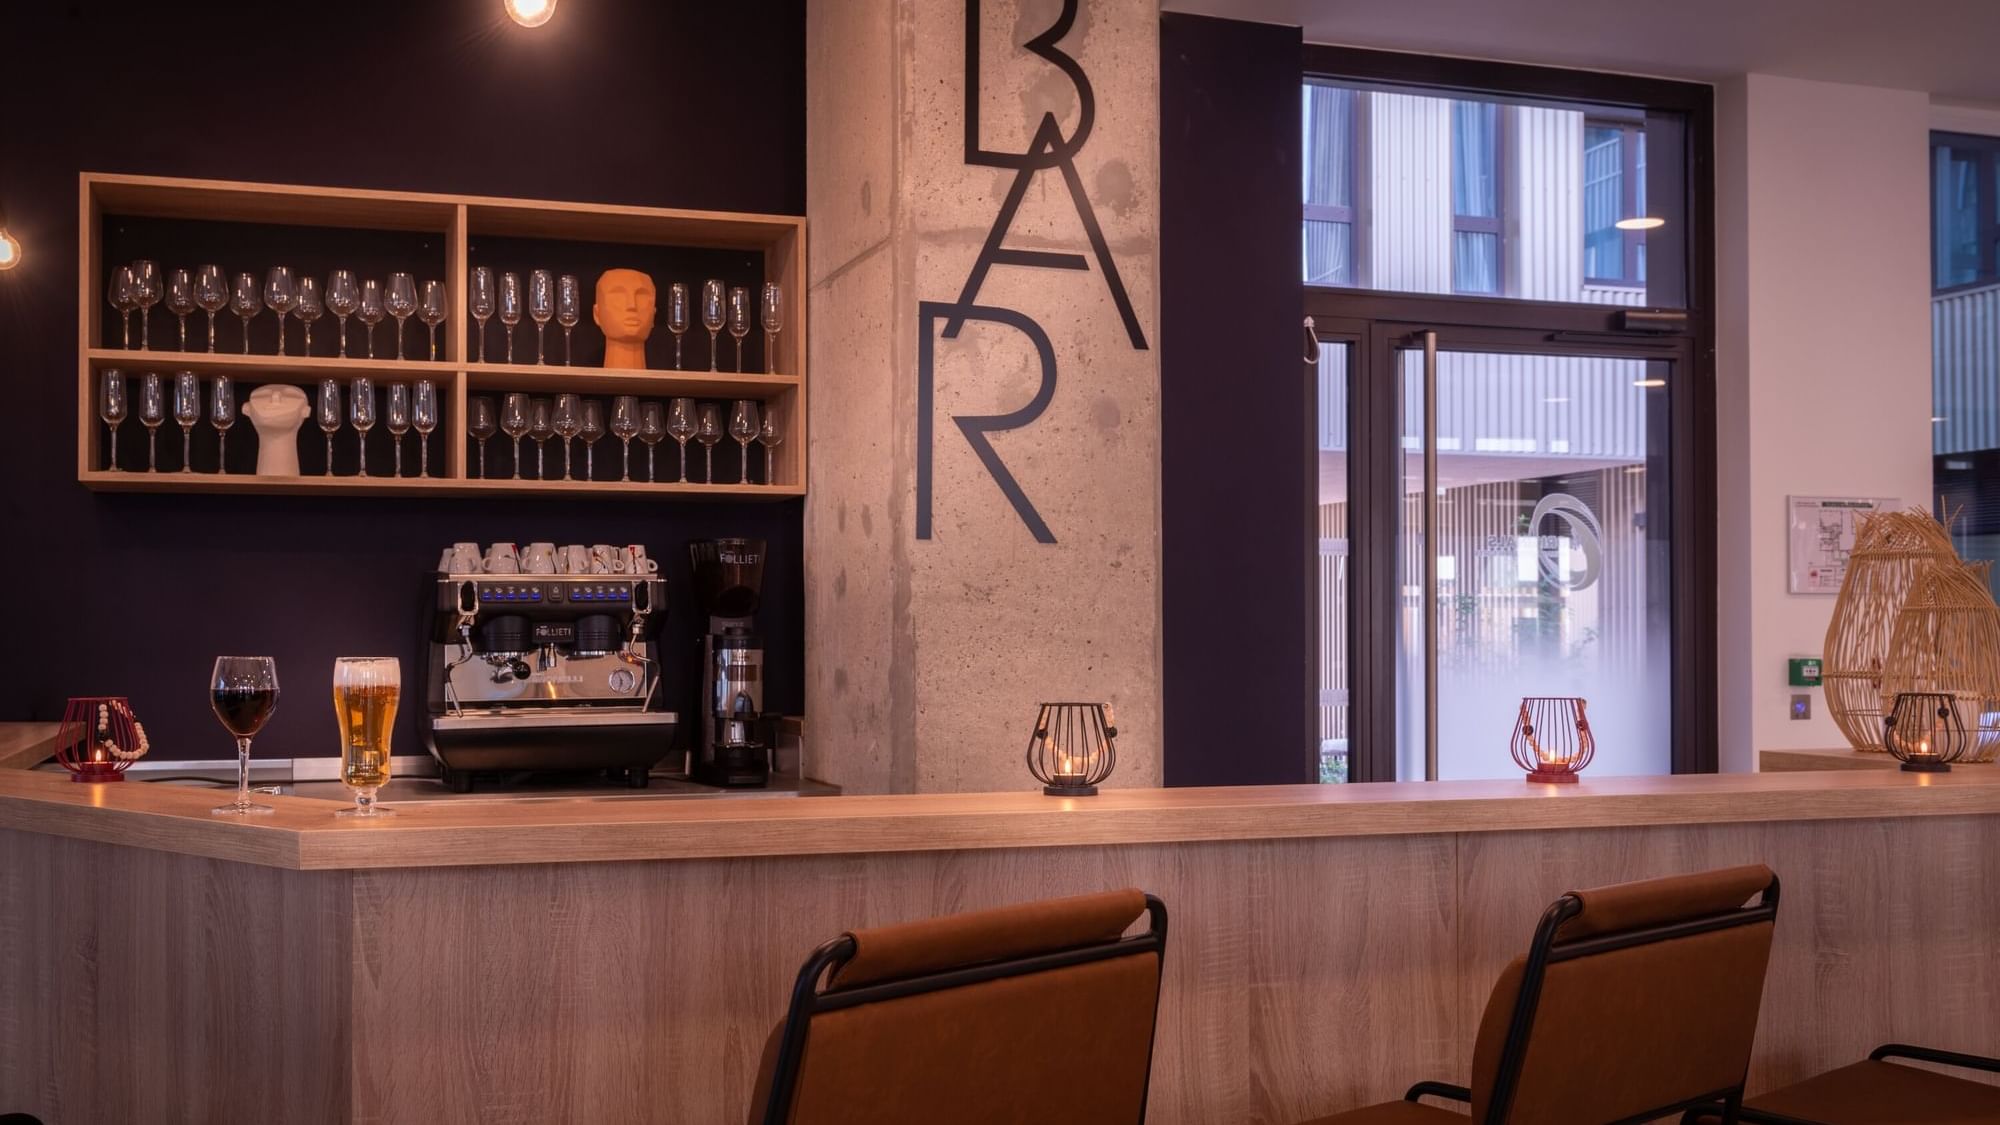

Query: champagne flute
[350,377,376,477]
[667,282,690,370]
[210,376,236,473]
[528,269,554,364]
[172,371,200,473]
[499,272,522,363]
[166,268,195,351]
[529,397,553,479]
[108,265,138,349]
[760,282,783,374]
[470,266,494,363]
[386,383,411,478]
[611,395,640,482]
[385,272,417,360]
[231,272,260,355]
[139,373,164,471]
[580,399,605,480]
[500,393,530,479]
[332,657,399,817]
[317,379,342,475]
[728,399,760,485]
[727,286,751,373]
[326,270,359,358]
[700,279,725,371]
[419,280,447,361]
[552,393,581,480]
[295,276,324,356]
[667,396,695,482]
[195,265,228,352]
[556,274,581,365]
[759,402,784,485]
[264,266,296,357]
[132,260,162,350]
[357,280,385,359]
[413,380,438,478]
[469,395,497,478]
[210,656,279,817]
[99,369,127,472]
[639,401,665,482]
[695,402,722,483]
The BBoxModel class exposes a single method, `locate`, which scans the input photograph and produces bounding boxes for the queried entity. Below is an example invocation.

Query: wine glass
[99,369,127,472]
[386,383,411,478]
[210,376,236,473]
[332,656,399,818]
[556,274,581,365]
[500,392,531,479]
[727,286,751,373]
[639,401,665,483]
[419,280,447,361]
[499,272,522,363]
[700,279,726,371]
[210,656,279,817]
[759,402,784,485]
[470,266,494,363]
[231,272,260,355]
[729,399,760,484]
[385,273,417,360]
[132,260,162,350]
[295,276,324,356]
[666,282,690,370]
[139,373,164,471]
[172,371,200,473]
[413,380,438,478]
[552,393,581,480]
[166,269,195,351]
[760,282,784,374]
[667,396,696,482]
[528,269,554,364]
[195,265,228,353]
[264,266,297,357]
[357,280,385,359]
[695,402,723,483]
[317,379,342,475]
[350,377,376,477]
[529,397,553,479]
[611,395,640,482]
[326,270,360,358]
[108,266,138,349]
[469,395,497,478]
[580,399,605,480]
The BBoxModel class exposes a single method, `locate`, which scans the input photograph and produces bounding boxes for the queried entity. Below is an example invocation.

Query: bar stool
[1297,864,1782,1125]
[747,888,1168,1125]
[1685,1044,2000,1123]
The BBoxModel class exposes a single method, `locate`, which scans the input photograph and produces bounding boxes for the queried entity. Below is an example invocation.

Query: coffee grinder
[690,538,770,787]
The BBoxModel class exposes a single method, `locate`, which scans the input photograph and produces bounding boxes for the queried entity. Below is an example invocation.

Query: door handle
[1421,330,1439,783]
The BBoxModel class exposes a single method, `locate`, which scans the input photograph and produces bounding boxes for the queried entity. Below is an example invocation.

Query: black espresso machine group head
[690,538,770,787]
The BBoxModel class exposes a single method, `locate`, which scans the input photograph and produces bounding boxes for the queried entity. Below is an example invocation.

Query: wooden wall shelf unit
[76,172,806,501]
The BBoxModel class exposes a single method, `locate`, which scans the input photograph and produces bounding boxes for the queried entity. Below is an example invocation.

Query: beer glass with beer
[332,656,399,817]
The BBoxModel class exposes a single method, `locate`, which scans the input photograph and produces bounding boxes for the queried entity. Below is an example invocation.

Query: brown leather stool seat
[1686,1045,2000,1124]
[1297,1100,1465,1124]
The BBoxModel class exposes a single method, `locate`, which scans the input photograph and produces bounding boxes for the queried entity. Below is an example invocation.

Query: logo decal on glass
[1528,492,1604,591]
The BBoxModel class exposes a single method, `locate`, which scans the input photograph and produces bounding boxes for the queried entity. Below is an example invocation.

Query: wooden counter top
[6,765,2000,871]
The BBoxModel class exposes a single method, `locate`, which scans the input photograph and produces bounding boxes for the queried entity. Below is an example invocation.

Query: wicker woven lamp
[1880,560,2000,763]
[1822,511,1959,752]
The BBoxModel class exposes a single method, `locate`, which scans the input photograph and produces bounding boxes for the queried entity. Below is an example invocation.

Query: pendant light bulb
[505,0,557,27]
[0,230,20,271]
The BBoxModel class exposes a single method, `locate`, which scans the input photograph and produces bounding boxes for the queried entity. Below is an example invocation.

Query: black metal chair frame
[1401,874,1782,1125]
[1681,1043,2000,1125]
[759,894,1170,1125]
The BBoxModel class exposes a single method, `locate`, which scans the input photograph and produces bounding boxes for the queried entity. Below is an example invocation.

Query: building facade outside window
[1452,100,1503,294]
[1303,83,1358,286]
[1584,120,1646,285]
[1932,131,2000,589]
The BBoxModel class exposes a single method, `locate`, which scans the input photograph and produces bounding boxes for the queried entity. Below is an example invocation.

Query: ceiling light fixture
[1633,378,1667,388]
[0,205,18,271]
[504,0,558,28]
[1615,216,1666,231]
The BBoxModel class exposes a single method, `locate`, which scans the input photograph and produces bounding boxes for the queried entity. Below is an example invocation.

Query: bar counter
[5,767,1999,1123]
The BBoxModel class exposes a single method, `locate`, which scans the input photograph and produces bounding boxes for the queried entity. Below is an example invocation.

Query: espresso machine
[424,547,675,792]
[690,538,772,788]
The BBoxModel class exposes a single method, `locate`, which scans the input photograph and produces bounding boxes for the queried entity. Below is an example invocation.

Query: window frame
[1933,130,2000,294]
[1583,116,1646,287]
[1450,99,1507,296]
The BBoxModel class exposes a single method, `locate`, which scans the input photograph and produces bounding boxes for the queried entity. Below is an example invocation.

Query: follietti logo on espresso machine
[916,0,1148,545]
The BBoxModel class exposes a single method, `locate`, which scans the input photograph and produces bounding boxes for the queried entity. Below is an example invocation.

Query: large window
[1933,130,2000,593]
[1451,100,1503,294]
[1584,119,1647,285]
[1934,132,2000,291]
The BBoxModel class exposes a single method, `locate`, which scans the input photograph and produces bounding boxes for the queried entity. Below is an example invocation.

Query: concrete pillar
[805,0,1161,792]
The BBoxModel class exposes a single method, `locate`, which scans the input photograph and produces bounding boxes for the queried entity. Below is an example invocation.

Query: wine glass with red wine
[210,656,280,816]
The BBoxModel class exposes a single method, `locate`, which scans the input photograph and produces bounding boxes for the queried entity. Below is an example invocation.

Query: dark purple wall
[0,0,805,761]
[1160,13,1313,785]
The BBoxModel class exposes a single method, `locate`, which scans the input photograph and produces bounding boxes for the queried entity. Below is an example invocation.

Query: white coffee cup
[523,542,557,575]
[591,544,623,575]
[485,543,521,574]
[560,545,590,575]
[625,544,659,574]
[448,542,482,574]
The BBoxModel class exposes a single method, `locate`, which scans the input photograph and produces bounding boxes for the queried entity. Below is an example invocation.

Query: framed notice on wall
[1788,496,1899,594]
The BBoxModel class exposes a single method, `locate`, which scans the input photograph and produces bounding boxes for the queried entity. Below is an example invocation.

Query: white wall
[1714,74,1936,770]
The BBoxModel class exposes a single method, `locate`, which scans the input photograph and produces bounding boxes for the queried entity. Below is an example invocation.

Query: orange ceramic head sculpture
[593,268,657,369]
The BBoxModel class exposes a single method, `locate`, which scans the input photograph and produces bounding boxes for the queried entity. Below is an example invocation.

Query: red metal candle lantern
[55,697,150,783]
[1509,696,1594,784]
